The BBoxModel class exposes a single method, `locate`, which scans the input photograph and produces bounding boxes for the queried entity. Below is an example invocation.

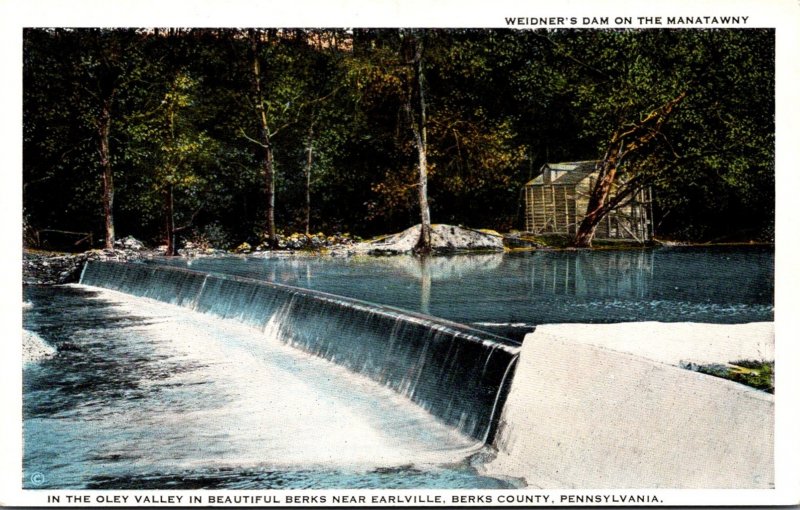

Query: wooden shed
[523,161,653,242]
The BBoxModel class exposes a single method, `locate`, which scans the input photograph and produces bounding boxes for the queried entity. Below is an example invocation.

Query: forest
[22,28,774,252]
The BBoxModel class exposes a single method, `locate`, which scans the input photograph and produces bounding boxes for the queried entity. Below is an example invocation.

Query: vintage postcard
[3,0,799,507]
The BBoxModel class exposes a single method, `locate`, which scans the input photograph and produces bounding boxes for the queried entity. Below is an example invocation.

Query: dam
[23,247,774,489]
[78,260,521,442]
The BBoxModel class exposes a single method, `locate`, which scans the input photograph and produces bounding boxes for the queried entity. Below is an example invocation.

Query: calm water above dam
[156,246,774,339]
[23,246,772,489]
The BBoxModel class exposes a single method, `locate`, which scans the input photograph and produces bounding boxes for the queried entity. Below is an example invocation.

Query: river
[22,246,773,489]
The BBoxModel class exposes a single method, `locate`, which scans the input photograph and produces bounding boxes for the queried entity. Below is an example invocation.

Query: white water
[68,285,482,470]
[78,261,521,440]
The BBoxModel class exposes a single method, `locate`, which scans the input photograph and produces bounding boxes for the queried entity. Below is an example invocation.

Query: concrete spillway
[485,322,774,488]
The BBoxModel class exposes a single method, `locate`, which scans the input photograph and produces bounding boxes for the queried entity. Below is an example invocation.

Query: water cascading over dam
[79,260,521,442]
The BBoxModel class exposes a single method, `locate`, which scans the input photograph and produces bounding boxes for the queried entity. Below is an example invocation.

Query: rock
[233,242,252,254]
[22,329,56,364]
[114,235,146,251]
[355,224,505,255]
[23,242,159,285]
[250,231,361,253]
[22,253,82,284]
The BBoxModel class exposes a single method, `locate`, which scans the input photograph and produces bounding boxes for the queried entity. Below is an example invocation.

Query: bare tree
[406,32,432,254]
[248,28,278,248]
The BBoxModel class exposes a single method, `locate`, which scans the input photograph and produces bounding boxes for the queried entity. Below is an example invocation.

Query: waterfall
[80,260,521,441]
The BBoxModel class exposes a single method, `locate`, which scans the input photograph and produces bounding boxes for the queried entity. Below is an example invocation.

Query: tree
[302,117,315,235]
[422,29,533,230]
[240,29,342,246]
[406,31,432,253]
[69,29,148,249]
[23,28,149,248]
[127,71,218,255]
[278,29,350,235]
[573,91,686,247]
[350,30,538,234]
[541,29,774,246]
[23,29,87,234]
[245,29,279,248]
[22,28,774,248]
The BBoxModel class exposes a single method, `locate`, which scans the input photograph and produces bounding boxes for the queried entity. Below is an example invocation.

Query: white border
[3,0,799,506]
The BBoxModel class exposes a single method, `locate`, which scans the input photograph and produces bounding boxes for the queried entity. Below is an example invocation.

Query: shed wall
[524,178,652,241]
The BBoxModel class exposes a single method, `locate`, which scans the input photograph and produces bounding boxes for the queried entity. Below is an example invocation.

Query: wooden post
[525,186,532,232]
[540,186,546,232]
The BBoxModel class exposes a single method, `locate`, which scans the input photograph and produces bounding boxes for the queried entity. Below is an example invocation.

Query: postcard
[4,0,799,507]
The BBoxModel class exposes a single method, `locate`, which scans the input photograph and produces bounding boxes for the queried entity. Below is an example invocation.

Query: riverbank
[23,247,148,285]
[22,329,55,364]
[22,226,775,285]
[22,226,505,283]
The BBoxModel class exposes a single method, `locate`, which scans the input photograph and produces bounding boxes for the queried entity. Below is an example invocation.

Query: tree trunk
[573,91,687,248]
[416,141,432,253]
[410,34,432,254]
[250,29,278,248]
[304,119,314,235]
[574,156,619,248]
[165,183,176,256]
[264,137,276,247]
[98,96,115,250]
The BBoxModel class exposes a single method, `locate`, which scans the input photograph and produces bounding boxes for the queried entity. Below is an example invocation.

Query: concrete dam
[74,259,773,489]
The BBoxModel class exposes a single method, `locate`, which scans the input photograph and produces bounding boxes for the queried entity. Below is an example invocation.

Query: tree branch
[239,128,269,148]
[174,201,206,232]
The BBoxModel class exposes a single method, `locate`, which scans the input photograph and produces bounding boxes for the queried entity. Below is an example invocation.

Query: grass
[690,360,774,393]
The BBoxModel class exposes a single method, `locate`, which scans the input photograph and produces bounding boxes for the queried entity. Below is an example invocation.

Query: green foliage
[187,222,230,250]
[540,29,774,242]
[23,28,774,246]
[691,360,774,394]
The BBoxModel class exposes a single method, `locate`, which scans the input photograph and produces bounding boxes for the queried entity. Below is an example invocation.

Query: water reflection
[524,250,653,298]
[381,254,504,281]
[149,246,773,330]
[419,257,431,314]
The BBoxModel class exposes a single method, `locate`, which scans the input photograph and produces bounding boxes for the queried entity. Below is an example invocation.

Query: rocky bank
[22,329,56,364]
[348,224,505,255]
[23,235,153,285]
[23,225,518,284]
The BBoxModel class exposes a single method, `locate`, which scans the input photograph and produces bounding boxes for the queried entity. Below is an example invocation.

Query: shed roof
[525,161,599,186]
